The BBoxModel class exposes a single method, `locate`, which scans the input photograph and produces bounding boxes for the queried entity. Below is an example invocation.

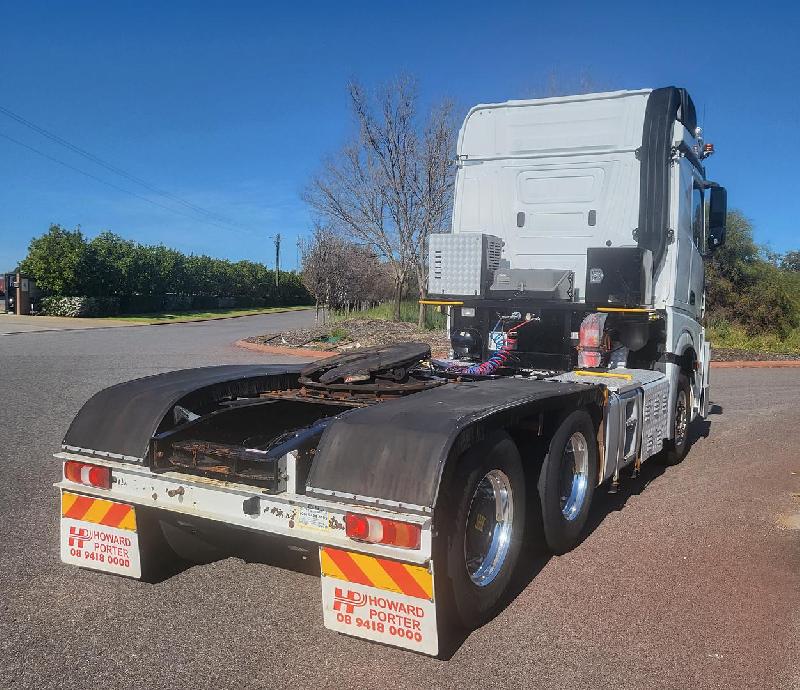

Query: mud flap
[701,339,711,418]
[60,491,141,578]
[319,546,439,655]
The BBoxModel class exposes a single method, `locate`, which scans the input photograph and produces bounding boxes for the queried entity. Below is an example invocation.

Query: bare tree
[304,77,456,325]
[414,101,457,325]
[300,225,391,322]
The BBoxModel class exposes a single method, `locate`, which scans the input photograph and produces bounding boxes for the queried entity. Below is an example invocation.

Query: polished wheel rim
[559,432,589,521]
[674,389,688,447]
[464,469,514,587]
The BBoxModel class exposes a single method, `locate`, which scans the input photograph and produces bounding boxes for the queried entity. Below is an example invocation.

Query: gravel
[245,317,451,356]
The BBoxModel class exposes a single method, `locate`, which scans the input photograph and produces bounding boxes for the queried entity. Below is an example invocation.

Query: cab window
[691,184,704,249]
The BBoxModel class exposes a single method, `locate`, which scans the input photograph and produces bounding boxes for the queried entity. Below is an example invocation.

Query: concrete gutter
[234,339,338,359]
[711,360,800,368]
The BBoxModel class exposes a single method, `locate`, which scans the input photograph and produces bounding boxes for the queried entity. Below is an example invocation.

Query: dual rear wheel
[437,410,598,629]
[439,380,696,630]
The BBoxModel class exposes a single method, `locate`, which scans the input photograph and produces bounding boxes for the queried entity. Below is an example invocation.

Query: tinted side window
[692,185,704,249]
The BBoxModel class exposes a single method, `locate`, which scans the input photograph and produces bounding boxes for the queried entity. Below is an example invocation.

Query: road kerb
[710,359,800,368]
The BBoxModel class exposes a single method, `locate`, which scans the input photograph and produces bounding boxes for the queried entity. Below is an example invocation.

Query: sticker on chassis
[60,491,141,578]
[319,546,438,655]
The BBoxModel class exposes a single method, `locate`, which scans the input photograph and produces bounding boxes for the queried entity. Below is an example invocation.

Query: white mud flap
[701,339,711,418]
[60,491,141,578]
[319,546,438,656]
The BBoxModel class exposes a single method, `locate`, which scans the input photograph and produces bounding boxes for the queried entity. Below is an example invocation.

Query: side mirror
[707,186,727,250]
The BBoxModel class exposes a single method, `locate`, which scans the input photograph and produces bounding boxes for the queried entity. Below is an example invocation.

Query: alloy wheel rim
[559,432,589,521]
[464,469,514,587]
[675,390,688,447]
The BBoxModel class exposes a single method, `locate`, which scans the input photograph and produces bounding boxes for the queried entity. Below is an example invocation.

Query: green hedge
[20,226,312,313]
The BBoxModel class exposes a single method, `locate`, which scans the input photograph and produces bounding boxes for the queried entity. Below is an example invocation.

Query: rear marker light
[345,513,421,550]
[64,461,111,490]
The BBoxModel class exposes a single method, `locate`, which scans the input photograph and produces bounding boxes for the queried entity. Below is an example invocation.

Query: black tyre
[662,374,691,465]
[537,410,598,555]
[435,432,526,630]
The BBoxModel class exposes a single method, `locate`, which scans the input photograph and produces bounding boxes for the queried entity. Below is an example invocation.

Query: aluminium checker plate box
[549,368,670,464]
[428,232,503,297]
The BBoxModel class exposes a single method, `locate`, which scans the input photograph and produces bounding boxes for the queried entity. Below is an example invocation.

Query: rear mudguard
[63,364,303,462]
[64,365,601,516]
[306,378,602,513]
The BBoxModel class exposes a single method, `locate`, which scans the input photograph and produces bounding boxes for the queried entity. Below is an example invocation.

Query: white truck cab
[434,86,727,439]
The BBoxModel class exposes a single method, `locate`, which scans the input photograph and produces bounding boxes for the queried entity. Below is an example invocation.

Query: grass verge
[333,300,447,330]
[99,305,312,324]
[707,320,800,354]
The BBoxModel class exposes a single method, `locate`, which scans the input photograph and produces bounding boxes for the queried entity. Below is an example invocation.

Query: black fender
[62,364,303,462]
[306,378,603,513]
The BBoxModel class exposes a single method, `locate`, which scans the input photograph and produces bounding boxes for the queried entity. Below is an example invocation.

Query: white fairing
[452,90,650,300]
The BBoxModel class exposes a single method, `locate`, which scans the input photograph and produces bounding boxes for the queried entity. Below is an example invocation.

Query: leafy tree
[706,211,798,337]
[781,250,800,272]
[19,224,87,295]
[82,232,136,296]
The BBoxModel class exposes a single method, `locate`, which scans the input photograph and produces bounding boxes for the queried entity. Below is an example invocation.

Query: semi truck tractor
[56,86,726,656]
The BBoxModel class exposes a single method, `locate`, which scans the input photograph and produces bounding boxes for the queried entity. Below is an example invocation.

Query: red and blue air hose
[448,319,534,376]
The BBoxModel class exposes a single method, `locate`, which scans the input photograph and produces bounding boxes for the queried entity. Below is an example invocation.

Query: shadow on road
[443,414,716,658]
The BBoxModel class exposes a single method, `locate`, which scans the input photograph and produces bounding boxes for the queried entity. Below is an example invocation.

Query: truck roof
[458,88,656,160]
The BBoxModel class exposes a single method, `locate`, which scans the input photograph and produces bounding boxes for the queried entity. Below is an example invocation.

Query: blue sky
[1,0,798,271]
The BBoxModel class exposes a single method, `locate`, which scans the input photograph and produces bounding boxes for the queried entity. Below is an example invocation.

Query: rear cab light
[345,512,421,549]
[63,460,111,490]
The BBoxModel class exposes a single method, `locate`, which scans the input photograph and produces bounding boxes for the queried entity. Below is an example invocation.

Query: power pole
[274,233,281,287]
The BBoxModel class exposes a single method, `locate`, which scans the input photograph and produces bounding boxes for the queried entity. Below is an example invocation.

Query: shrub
[39,296,120,317]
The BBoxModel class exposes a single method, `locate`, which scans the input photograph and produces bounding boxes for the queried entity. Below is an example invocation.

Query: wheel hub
[674,390,688,446]
[464,469,514,587]
[559,432,589,521]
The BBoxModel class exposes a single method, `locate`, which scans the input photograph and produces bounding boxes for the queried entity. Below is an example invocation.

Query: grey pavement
[0,312,798,689]
[0,313,135,334]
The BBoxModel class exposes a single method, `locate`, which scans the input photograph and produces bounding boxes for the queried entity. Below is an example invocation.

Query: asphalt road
[1,312,798,690]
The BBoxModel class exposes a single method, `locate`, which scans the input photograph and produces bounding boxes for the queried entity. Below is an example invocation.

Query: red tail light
[64,461,111,490]
[579,312,604,348]
[577,312,609,368]
[578,350,603,368]
[345,513,421,549]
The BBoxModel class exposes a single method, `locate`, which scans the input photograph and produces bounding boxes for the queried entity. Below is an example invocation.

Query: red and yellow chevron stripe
[61,492,136,531]
[320,546,432,600]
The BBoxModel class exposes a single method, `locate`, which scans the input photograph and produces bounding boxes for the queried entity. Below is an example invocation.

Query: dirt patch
[244,318,451,357]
